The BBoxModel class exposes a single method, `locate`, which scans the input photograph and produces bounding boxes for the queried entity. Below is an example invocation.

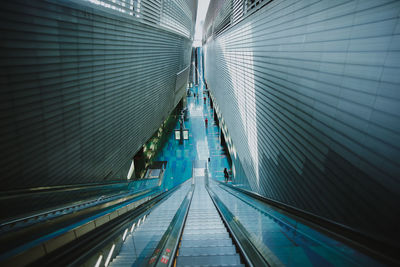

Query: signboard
[174,130,180,140]
[183,130,189,140]
[160,248,171,264]
[175,129,189,141]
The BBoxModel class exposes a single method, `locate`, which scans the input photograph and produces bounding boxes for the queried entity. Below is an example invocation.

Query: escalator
[176,172,243,266]
[105,162,391,267]
[110,181,191,266]
[106,166,246,267]
[6,163,389,266]
[1,164,244,266]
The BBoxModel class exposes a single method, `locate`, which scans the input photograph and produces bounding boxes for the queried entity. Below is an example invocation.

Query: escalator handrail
[0,186,159,229]
[18,179,191,266]
[0,187,160,264]
[148,183,195,267]
[217,181,399,265]
[207,185,274,267]
[0,180,132,200]
[0,178,191,266]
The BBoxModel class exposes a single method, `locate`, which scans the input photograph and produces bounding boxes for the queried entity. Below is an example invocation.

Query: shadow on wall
[259,150,399,245]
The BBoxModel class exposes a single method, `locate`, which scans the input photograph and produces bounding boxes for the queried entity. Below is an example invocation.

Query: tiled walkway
[155,80,230,190]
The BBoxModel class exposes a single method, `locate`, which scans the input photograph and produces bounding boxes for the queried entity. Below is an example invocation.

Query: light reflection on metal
[94,255,103,267]
[122,228,129,241]
[130,222,136,233]
[104,244,115,267]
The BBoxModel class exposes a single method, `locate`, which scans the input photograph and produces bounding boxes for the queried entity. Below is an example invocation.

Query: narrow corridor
[155,61,231,189]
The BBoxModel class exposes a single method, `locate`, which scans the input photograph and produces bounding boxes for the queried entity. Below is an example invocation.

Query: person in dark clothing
[224,168,229,182]
[205,117,208,127]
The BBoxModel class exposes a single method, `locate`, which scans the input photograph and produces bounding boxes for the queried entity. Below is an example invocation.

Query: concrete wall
[0,0,194,190]
[204,0,400,244]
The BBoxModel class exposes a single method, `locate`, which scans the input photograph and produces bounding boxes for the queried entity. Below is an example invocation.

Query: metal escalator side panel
[148,184,195,267]
[207,185,283,267]
[109,181,192,267]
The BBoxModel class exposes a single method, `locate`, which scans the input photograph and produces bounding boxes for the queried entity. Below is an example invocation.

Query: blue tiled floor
[155,79,230,190]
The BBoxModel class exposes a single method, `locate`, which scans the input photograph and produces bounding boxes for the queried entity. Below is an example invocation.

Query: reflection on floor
[155,82,230,190]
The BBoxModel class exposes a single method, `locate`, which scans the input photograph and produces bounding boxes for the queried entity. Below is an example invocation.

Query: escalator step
[183,229,228,235]
[181,239,233,247]
[186,219,222,223]
[176,254,242,266]
[184,225,226,229]
[179,246,237,256]
[181,233,229,240]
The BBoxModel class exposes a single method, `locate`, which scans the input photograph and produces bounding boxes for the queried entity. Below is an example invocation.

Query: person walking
[205,117,208,128]
[224,168,229,183]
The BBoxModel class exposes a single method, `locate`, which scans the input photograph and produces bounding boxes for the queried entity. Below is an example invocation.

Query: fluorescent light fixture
[94,255,103,267]
[105,244,115,267]
[122,228,128,241]
[138,218,142,225]
[130,222,136,233]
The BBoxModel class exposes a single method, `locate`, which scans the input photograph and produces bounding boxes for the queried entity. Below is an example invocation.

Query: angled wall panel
[204,0,400,244]
[0,0,196,190]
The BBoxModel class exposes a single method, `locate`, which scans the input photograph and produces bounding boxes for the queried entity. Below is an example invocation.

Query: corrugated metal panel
[0,0,195,190]
[231,0,244,26]
[204,0,400,244]
[80,0,197,38]
[213,0,232,36]
[161,0,196,39]
[202,0,225,42]
[142,0,162,24]
[204,0,275,40]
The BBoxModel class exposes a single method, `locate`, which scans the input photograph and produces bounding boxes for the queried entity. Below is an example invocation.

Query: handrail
[217,181,399,265]
[2,179,190,266]
[0,186,158,230]
[207,185,279,267]
[0,187,163,265]
[0,180,130,199]
[148,184,194,267]
[0,179,159,227]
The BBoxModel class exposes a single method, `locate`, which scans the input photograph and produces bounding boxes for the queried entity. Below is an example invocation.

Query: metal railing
[1,179,189,266]
[148,184,194,267]
[217,181,399,265]
[0,179,159,233]
[206,184,274,267]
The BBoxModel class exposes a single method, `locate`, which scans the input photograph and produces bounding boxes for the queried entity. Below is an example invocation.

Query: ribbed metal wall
[0,0,196,190]
[204,0,400,244]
